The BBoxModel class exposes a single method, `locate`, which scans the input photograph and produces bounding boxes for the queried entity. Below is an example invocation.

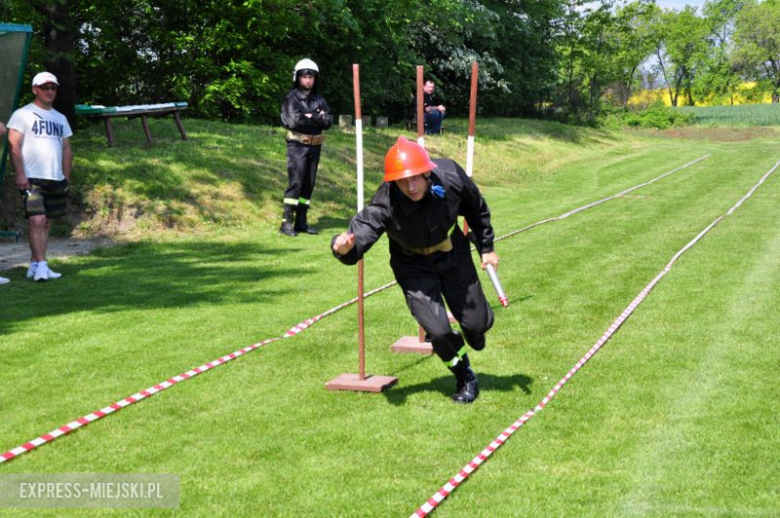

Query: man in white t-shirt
[7,71,73,282]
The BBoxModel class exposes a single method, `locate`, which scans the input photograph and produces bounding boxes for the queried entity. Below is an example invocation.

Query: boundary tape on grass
[0,280,395,465]
[0,156,707,465]
[494,155,709,243]
[410,158,780,517]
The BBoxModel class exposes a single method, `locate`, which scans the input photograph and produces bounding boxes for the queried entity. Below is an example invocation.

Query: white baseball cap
[32,72,59,87]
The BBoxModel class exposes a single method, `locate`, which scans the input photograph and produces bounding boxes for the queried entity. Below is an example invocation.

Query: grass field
[1,118,779,516]
[677,103,780,127]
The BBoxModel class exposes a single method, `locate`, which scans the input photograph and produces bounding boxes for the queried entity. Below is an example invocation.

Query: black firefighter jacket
[333,159,494,266]
[281,88,333,135]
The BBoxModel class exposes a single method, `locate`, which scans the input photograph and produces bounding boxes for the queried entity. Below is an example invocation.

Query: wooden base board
[325,373,398,393]
[390,336,434,355]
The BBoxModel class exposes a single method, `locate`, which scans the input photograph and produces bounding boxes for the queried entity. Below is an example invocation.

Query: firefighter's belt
[287,131,326,146]
[405,236,453,255]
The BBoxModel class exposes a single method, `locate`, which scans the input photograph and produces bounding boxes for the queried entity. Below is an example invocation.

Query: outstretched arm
[331,185,392,265]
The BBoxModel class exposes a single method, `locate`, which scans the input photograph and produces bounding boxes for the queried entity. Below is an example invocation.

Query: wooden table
[76,102,188,146]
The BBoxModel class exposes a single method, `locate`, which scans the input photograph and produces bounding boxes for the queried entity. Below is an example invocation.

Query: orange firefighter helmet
[383,137,438,182]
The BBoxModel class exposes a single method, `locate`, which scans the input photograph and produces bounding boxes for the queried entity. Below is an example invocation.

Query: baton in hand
[485,264,509,307]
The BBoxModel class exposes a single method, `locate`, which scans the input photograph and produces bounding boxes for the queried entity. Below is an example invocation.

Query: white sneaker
[0,277,9,285]
[45,267,62,279]
[26,263,37,279]
[34,265,49,282]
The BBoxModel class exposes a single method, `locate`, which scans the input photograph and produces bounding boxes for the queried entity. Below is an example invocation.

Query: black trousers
[284,141,321,206]
[391,231,494,363]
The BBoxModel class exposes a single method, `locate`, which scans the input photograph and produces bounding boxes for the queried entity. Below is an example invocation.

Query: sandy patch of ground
[0,236,114,272]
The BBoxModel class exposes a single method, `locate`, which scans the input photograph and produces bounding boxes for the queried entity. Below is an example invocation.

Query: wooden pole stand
[327,64,397,393]
[391,325,434,355]
[390,312,456,355]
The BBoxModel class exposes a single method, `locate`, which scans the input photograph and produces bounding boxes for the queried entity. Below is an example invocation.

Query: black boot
[449,354,479,404]
[294,206,318,235]
[279,206,297,237]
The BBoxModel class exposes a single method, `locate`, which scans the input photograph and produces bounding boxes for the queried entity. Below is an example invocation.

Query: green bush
[622,103,693,129]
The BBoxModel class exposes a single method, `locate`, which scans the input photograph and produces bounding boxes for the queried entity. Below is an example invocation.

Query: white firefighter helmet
[293,58,319,82]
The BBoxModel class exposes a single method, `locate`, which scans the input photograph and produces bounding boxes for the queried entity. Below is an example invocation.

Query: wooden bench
[76,102,188,146]
[0,230,21,243]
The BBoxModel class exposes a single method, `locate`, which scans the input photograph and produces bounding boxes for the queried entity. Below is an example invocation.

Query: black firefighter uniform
[281,87,333,233]
[331,158,496,367]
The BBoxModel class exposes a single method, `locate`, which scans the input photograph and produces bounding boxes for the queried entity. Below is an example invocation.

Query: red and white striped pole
[465,61,478,179]
[416,66,425,147]
[465,62,508,307]
[354,64,366,381]
[325,65,397,392]
[463,61,479,238]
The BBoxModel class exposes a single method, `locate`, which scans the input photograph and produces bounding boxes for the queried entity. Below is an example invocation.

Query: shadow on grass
[383,371,533,406]
[0,239,306,333]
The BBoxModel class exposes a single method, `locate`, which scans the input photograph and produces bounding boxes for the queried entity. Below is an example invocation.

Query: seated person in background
[423,79,446,135]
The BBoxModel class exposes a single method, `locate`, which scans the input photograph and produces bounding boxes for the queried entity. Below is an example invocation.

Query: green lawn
[677,103,780,126]
[0,118,778,516]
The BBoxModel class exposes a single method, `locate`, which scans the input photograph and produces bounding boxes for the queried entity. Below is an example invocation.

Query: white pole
[465,136,475,177]
[353,64,366,379]
[356,123,364,210]
[416,66,425,148]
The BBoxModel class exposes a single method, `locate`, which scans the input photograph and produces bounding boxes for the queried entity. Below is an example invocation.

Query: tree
[4,0,79,127]
[404,0,504,115]
[696,0,744,104]
[552,0,644,116]
[580,1,618,111]
[733,0,780,103]
[482,0,560,116]
[555,0,589,112]
[650,6,711,106]
[609,1,657,108]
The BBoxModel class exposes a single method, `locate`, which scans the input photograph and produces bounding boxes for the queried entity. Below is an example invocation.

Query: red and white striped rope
[495,155,709,243]
[0,157,706,465]
[411,158,780,517]
[0,280,397,465]
[1,337,277,463]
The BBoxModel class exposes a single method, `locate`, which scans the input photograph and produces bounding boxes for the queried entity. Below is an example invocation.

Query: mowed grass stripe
[618,176,780,514]
[0,149,708,464]
[430,150,779,515]
[0,157,748,456]
[1,127,778,516]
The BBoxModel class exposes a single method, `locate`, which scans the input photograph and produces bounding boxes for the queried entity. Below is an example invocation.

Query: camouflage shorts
[22,178,69,219]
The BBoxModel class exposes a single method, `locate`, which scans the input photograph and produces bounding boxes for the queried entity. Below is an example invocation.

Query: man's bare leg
[28,215,48,262]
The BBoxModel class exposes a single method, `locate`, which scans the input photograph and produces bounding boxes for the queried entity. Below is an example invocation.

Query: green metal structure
[0,23,32,176]
[0,23,32,241]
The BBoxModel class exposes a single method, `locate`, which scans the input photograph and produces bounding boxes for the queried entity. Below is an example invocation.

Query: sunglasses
[36,84,58,91]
